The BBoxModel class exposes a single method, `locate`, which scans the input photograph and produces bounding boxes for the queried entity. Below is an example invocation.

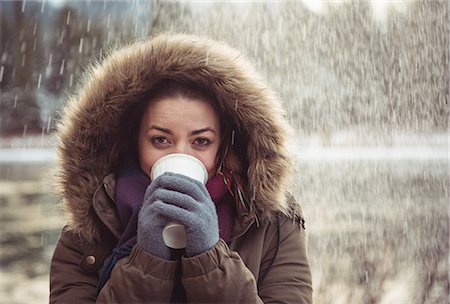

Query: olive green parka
[50,33,312,303]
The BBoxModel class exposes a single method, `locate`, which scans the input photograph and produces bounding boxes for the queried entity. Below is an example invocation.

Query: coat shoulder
[280,193,306,230]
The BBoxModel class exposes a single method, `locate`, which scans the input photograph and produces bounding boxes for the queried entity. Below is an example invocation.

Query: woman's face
[138,96,221,180]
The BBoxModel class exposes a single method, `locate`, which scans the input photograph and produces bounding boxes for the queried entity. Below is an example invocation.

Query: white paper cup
[162,222,188,249]
[150,153,208,249]
[150,153,208,184]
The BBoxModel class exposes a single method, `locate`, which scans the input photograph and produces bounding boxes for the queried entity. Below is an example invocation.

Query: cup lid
[150,153,208,184]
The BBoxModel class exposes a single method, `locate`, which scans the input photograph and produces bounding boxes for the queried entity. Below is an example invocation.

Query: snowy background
[0,0,448,303]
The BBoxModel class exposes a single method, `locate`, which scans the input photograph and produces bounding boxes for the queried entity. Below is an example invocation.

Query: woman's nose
[173,143,193,156]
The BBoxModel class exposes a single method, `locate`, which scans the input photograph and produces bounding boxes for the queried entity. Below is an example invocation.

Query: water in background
[296,158,448,303]
[0,161,63,303]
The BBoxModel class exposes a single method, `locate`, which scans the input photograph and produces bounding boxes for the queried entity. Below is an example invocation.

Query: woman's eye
[151,136,169,145]
[195,137,211,146]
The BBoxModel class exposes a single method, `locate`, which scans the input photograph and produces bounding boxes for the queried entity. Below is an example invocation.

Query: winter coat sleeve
[181,239,260,303]
[257,215,313,303]
[50,227,101,303]
[181,217,312,304]
[50,227,176,303]
[96,246,176,303]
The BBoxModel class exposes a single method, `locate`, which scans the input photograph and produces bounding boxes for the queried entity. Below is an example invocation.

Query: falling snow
[0,0,448,303]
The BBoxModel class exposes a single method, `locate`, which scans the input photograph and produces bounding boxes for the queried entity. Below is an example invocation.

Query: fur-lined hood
[56,33,296,242]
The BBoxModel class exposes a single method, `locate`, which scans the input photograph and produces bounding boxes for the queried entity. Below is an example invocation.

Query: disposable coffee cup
[150,153,208,249]
[151,153,208,184]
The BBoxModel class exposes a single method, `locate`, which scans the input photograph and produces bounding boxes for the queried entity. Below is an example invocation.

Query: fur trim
[55,33,295,242]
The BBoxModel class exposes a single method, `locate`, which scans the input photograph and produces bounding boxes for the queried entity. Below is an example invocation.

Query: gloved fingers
[154,188,216,214]
[143,177,164,201]
[151,200,196,226]
[138,200,172,227]
[142,174,187,206]
[152,188,202,211]
[143,172,185,201]
[155,172,210,200]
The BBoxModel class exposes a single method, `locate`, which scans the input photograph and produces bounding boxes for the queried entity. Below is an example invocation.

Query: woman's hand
[137,172,219,258]
[137,175,172,260]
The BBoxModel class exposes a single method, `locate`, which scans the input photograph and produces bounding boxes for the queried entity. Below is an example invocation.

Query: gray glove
[137,178,172,260]
[137,172,219,258]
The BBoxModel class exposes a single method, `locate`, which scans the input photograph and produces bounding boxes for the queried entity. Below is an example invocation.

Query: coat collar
[92,175,122,240]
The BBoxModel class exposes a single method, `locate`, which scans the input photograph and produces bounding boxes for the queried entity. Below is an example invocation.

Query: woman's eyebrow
[146,125,173,134]
[191,128,216,135]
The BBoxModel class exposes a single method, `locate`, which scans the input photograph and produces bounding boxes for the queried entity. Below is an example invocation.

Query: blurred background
[0,0,448,303]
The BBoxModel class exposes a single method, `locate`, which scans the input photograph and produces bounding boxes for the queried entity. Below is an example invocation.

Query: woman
[50,33,312,303]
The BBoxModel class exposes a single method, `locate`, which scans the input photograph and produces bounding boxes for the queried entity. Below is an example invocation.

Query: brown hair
[112,78,247,179]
